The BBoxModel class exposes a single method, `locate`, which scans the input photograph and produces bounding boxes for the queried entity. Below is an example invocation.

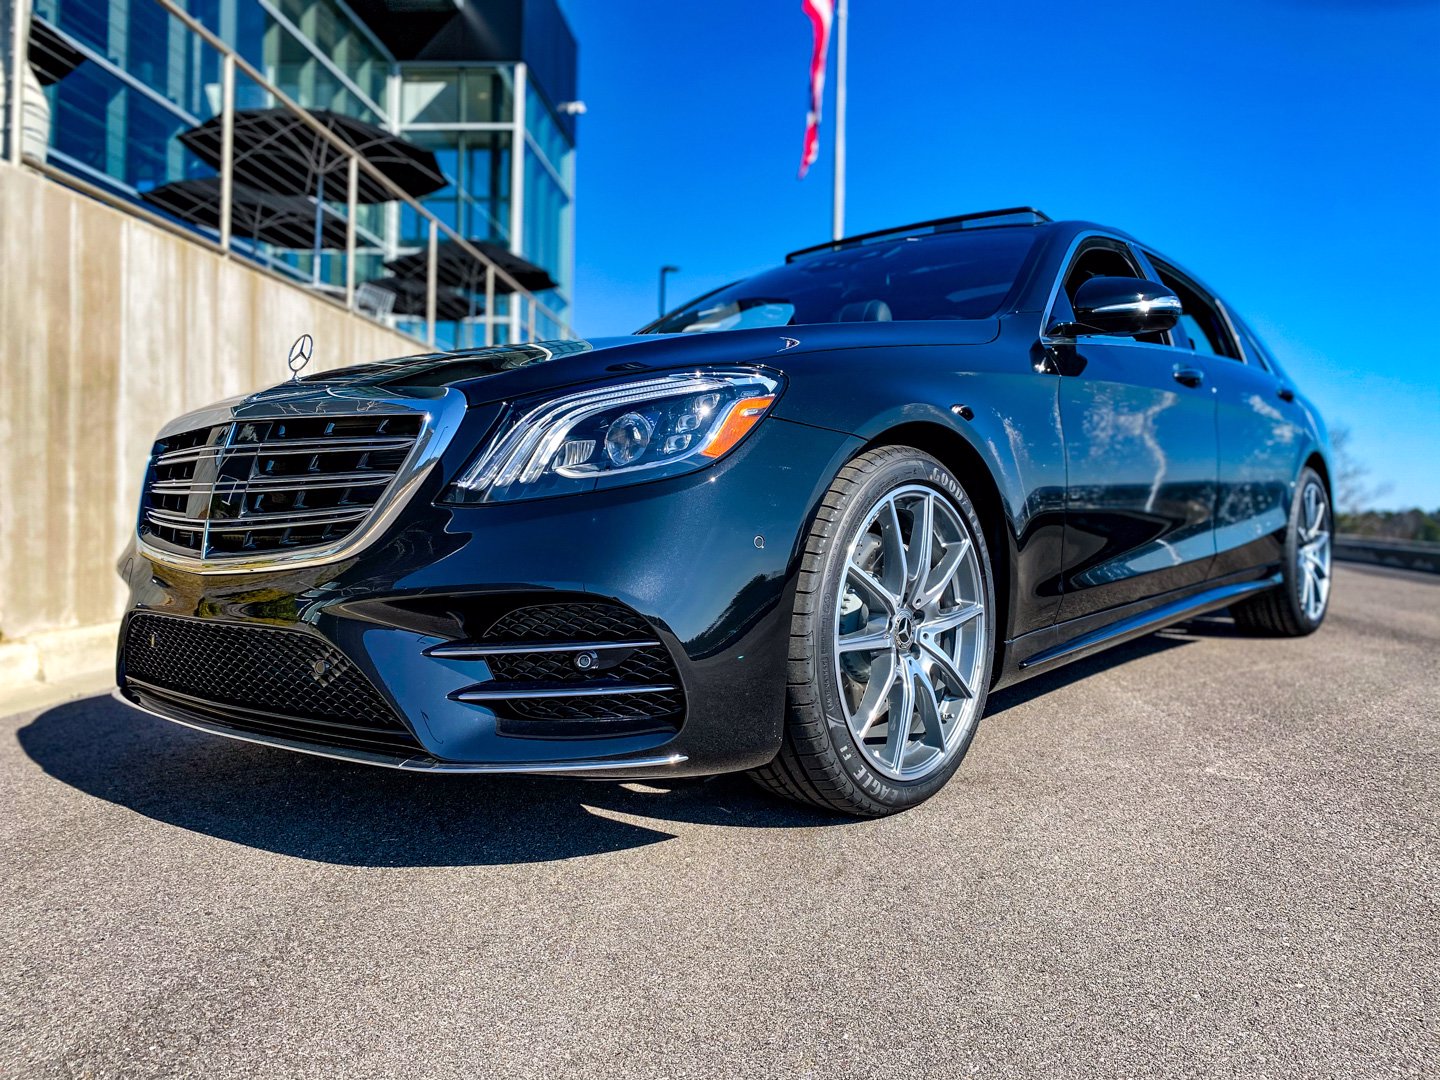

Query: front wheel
[1232,466,1333,636]
[749,446,995,817]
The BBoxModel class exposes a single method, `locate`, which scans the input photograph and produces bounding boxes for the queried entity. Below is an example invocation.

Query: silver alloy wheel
[1298,478,1332,622]
[833,483,987,782]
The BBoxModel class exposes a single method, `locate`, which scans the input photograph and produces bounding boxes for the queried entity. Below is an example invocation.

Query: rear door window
[1234,321,1278,374]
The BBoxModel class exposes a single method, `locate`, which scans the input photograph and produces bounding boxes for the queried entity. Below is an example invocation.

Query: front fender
[770,325,1066,641]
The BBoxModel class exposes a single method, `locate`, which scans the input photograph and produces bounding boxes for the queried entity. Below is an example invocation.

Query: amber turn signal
[701,395,777,459]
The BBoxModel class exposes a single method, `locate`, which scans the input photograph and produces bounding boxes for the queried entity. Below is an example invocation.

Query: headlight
[446,371,781,503]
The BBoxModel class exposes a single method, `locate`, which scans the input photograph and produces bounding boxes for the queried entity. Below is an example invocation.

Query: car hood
[279,319,1000,407]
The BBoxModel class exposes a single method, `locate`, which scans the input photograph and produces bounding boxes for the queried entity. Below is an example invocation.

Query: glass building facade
[27,0,577,342]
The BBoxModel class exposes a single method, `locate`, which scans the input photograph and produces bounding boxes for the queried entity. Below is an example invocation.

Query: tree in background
[1331,424,1440,542]
[1331,424,1387,516]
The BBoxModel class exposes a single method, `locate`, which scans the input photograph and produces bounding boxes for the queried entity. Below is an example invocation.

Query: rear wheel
[749,447,995,817]
[1232,466,1333,636]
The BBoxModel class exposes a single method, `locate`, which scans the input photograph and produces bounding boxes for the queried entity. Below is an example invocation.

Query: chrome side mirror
[1059,277,1182,337]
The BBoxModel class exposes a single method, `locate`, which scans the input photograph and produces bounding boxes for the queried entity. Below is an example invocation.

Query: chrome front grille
[140,413,423,560]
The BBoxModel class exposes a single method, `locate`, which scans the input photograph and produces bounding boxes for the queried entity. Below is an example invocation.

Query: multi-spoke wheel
[1233,466,1333,637]
[1296,480,1332,622]
[835,485,987,782]
[750,447,995,816]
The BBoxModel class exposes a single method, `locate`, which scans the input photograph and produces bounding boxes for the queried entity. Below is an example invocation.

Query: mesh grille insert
[123,612,421,753]
[485,603,652,643]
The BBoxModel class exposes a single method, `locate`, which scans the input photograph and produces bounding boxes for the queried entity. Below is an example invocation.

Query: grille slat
[447,602,687,731]
[146,506,372,530]
[507,693,685,723]
[151,472,393,495]
[123,613,423,756]
[140,414,422,559]
[428,639,661,658]
[456,682,678,701]
[154,435,415,464]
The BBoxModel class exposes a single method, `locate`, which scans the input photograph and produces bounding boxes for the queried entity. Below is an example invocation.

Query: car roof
[784,209,1143,265]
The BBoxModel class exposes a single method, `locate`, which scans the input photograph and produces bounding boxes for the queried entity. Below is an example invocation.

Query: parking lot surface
[2,564,1436,1079]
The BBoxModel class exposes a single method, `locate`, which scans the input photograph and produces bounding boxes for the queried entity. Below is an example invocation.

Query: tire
[749,446,996,817]
[1231,466,1333,637]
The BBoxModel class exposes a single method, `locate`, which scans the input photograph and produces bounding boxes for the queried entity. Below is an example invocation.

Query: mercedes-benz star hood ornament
[287,334,314,382]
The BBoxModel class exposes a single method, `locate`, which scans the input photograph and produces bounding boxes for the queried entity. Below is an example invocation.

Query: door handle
[1277,386,1296,402]
[1172,366,1205,389]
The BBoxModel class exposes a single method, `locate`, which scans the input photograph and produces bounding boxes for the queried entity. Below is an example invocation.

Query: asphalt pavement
[1,564,1435,1079]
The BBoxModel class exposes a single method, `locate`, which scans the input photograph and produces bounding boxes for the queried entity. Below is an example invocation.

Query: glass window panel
[269,19,310,99]
[231,2,269,72]
[523,142,570,297]
[48,63,116,173]
[525,85,573,188]
[461,68,510,124]
[37,2,221,118]
[308,0,339,56]
[41,0,113,61]
[275,0,307,25]
[402,71,460,125]
[263,0,387,113]
[401,131,511,245]
[398,203,424,249]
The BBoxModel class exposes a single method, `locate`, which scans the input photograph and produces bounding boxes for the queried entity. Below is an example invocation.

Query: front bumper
[115,415,860,778]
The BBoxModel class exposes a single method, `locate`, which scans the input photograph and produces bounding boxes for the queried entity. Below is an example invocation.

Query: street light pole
[658,265,680,318]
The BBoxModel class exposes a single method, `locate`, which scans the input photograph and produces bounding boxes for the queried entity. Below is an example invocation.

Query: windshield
[640,228,1039,334]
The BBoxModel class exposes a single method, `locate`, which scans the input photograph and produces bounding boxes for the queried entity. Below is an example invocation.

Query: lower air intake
[122,612,424,757]
[441,601,686,735]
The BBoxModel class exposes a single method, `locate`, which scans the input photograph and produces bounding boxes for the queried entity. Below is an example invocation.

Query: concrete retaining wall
[0,162,418,692]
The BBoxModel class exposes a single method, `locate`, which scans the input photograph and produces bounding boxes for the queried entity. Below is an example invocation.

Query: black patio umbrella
[140,177,351,249]
[179,108,446,284]
[384,239,558,294]
[29,19,87,86]
[364,277,475,322]
[178,108,447,204]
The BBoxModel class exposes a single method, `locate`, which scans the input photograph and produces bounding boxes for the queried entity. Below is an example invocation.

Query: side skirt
[994,569,1283,688]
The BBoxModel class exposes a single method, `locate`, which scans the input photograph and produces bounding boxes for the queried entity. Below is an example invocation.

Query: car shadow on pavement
[15,694,850,868]
[17,613,1243,867]
[981,612,1237,717]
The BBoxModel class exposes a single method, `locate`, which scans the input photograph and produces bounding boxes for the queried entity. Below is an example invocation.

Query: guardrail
[2,0,571,348]
[1334,535,1440,575]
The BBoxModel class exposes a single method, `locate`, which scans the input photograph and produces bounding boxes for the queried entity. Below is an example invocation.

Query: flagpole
[832,0,847,241]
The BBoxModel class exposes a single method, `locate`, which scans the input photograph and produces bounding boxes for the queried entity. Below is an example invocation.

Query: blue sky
[560,0,1440,509]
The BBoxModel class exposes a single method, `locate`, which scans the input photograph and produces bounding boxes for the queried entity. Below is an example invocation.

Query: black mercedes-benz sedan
[114,207,1333,816]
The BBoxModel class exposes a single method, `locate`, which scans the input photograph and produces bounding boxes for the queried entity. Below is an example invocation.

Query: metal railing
[3,0,572,348]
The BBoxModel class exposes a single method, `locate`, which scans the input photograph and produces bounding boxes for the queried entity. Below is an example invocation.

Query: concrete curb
[0,622,118,705]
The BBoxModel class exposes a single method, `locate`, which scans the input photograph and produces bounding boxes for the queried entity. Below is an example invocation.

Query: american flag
[799,0,834,178]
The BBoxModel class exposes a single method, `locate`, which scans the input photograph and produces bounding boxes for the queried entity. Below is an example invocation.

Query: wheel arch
[1303,450,1332,501]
